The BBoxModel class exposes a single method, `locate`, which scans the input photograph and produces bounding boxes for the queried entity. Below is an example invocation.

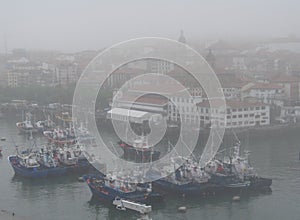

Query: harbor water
[0,116,300,220]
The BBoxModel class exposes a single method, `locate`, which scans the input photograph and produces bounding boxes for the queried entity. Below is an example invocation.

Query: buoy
[232,196,240,201]
[78,177,84,182]
[178,206,187,213]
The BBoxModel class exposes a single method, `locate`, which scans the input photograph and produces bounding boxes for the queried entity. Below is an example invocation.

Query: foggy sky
[1,0,299,53]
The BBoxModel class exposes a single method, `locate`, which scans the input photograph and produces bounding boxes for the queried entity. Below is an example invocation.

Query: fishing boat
[55,112,74,123]
[204,159,251,190]
[150,153,264,197]
[43,127,76,146]
[75,124,96,146]
[34,116,55,133]
[150,158,220,197]
[8,144,92,178]
[16,113,37,134]
[221,142,272,189]
[8,153,48,178]
[118,138,160,163]
[83,173,163,204]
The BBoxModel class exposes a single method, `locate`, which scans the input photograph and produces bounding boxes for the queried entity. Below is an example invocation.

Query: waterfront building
[196,100,270,128]
[271,75,300,102]
[242,82,285,106]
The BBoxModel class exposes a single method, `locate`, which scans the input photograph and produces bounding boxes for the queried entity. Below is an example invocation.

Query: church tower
[206,48,216,69]
[178,30,186,44]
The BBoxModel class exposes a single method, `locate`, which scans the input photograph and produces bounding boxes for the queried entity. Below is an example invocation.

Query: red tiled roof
[216,73,245,88]
[248,83,283,90]
[117,95,169,106]
[197,99,266,108]
[129,82,187,94]
[271,75,300,83]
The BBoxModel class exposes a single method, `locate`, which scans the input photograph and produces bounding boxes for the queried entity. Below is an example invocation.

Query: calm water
[0,116,300,220]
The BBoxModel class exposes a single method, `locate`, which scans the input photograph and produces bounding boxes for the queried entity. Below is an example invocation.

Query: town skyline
[1,0,300,52]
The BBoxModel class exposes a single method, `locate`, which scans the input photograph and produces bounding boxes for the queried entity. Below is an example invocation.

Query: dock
[112,197,152,214]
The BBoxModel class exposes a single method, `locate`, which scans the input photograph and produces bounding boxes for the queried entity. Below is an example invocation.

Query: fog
[1,0,300,52]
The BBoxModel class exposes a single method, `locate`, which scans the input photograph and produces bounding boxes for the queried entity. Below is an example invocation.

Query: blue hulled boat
[83,174,163,204]
[8,155,48,178]
[8,144,92,178]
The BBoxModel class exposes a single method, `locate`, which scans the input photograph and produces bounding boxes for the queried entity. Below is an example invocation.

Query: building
[114,94,169,115]
[178,30,187,44]
[242,82,284,105]
[107,67,145,89]
[146,59,174,74]
[271,75,300,102]
[7,72,29,87]
[197,100,270,128]
[232,56,247,73]
[206,49,216,70]
[55,62,78,85]
[217,73,244,100]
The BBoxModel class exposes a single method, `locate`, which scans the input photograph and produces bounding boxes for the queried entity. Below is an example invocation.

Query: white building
[7,72,29,87]
[271,75,300,101]
[146,59,174,74]
[196,100,270,128]
[242,82,284,105]
[55,62,78,85]
[217,73,244,100]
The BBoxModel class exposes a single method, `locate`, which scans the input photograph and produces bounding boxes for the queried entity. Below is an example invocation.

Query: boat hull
[8,156,48,178]
[83,175,163,204]
[120,146,160,163]
[153,179,221,197]
[8,156,92,178]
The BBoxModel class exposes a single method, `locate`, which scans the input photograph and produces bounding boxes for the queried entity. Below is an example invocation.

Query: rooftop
[217,73,246,88]
[247,82,283,90]
[197,99,266,108]
[107,108,151,119]
[271,75,300,83]
[116,94,169,106]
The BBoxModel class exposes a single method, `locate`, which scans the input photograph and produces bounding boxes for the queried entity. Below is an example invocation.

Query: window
[233,115,237,118]
[250,114,254,117]
[232,108,236,112]
[244,108,248,111]
[244,114,248,117]
[238,108,242,111]
[262,106,266,110]
[227,116,231,119]
[262,113,266,116]
[238,114,242,118]
[255,107,260,110]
